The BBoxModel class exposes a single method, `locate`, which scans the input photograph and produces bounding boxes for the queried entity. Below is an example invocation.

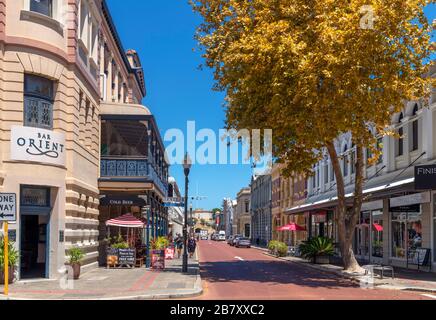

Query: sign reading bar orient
[10,126,66,167]
[0,193,16,222]
[415,165,436,190]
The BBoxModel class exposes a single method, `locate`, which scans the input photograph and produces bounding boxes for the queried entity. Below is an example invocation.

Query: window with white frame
[30,0,53,17]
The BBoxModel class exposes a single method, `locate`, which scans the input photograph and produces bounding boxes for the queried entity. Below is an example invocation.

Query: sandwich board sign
[0,193,17,222]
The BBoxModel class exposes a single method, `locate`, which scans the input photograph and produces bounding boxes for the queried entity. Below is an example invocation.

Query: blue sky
[107,1,435,211]
[107,0,254,210]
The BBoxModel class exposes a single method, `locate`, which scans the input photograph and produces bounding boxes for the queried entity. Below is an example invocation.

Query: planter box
[0,266,15,285]
[314,255,331,264]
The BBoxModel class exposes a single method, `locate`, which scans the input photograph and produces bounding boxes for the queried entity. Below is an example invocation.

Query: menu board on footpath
[152,252,165,270]
[118,249,136,266]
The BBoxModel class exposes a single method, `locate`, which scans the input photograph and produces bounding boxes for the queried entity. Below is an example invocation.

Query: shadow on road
[199,260,358,290]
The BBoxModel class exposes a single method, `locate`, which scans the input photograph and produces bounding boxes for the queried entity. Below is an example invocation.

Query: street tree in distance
[191,0,435,272]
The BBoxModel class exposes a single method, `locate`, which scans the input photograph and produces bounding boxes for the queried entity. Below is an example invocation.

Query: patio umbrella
[106,213,145,228]
[373,223,383,232]
[277,222,307,232]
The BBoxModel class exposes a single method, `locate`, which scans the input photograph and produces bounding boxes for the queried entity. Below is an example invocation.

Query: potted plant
[0,238,19,285]
[299,237,334,264]
[150,236,170,269]
[66,247,85,280]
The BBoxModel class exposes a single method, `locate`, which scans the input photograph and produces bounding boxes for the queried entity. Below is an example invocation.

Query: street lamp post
[182,153,192,273]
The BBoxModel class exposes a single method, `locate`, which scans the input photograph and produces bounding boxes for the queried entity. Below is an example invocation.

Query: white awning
[285,177,415,215]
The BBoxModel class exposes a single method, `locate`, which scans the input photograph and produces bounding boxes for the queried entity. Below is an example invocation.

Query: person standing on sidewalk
[176,235,184,259]
[188,236,197,259]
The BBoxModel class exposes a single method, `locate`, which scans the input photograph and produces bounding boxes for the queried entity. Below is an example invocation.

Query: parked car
[231,235,243,246]
[235,237,251,248]
[211,233,219,241]
[218,231,226,241]
[200,230,209,240]
[227,235,234,245]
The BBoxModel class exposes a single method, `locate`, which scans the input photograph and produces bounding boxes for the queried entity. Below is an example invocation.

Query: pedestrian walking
[188,236,197,259]
[175,235,183,259]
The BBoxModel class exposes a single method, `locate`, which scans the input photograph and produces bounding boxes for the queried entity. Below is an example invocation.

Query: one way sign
[0,193,16,222]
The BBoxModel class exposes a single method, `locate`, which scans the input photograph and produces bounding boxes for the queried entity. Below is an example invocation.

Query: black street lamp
[182,153,192,273]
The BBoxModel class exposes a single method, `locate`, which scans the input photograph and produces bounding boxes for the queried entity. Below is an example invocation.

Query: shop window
[30,0,53,17]
[24,74,54,130]
[372,211,383,258]
[391,209,422,259]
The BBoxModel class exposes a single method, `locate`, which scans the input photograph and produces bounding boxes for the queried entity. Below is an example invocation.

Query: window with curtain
[30,0,53,17]
[24,74,54,130]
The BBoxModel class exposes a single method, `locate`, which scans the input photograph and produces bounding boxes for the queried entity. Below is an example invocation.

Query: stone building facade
[0,0,169,279]
[234,187,251,238]
[250,174,272,246]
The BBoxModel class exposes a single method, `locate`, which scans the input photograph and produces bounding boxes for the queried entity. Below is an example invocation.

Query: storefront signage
[10,126,66,166]
[100,195,147,207]
[389,192,430,208]
[361,200,383,212]
[389,204,421,213]
[0,193,16,222]
[415,165,436,190]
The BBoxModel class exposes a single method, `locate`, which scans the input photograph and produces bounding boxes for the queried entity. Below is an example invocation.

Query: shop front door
[19,186,51,279]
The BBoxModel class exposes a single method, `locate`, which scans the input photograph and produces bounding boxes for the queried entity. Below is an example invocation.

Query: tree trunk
[326,140,365,273]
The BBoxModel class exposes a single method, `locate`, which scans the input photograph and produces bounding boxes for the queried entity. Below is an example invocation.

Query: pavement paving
[0,256,202,300]
[251,245,436,293]
[197,241,434,300]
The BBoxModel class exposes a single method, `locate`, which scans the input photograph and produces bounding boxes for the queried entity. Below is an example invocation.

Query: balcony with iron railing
[100,157,168,195]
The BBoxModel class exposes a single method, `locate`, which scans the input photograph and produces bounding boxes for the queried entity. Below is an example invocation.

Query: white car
[218,231,226,241]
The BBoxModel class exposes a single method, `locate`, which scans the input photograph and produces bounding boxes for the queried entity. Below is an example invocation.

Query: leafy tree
[192,0,435,271]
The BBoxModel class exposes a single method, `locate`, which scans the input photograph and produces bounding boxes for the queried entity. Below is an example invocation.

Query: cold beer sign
[0,193,16,222]
[415,165,436,190]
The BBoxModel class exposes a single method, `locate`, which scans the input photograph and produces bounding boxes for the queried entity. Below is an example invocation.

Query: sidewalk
[251,245,436,293]
[0,257,202,300]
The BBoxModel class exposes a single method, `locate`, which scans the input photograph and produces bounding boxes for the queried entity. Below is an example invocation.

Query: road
[196,240,432,300]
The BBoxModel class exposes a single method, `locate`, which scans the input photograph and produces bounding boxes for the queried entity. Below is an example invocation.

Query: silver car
[235,237,251,248]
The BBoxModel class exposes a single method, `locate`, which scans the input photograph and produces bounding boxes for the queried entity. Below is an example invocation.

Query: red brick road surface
[196,240,432,300]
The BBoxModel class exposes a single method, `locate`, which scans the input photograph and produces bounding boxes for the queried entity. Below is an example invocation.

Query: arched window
[411,104,419,151]
[397,113,404,157]
[343,145,349,177]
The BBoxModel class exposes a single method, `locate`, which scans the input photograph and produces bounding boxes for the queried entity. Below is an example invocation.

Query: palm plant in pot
[299,237,334,264]
[67,247,85,280]
[0,238,19,285]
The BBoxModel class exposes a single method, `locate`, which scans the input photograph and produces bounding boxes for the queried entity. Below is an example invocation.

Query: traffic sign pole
[4,221,8,296]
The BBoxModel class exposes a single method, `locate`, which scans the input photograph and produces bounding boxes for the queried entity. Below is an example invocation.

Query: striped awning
[106,213,145,228]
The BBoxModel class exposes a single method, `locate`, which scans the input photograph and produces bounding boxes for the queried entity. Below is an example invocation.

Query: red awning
[106,213,145,228]
[373,223,383,232]
[277,223,307,232]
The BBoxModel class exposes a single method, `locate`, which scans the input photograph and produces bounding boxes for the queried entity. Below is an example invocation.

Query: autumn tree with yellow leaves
[191,0,435,271]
